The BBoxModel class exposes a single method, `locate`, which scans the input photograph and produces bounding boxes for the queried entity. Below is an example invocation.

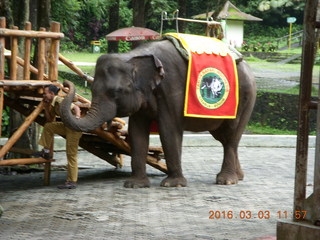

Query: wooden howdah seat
[0,17,166,185]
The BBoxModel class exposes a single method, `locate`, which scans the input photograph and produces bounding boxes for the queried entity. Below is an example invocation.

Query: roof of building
[192,1,263,22]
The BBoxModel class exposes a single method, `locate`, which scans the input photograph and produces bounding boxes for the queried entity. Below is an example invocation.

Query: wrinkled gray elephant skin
[60,40,256,188]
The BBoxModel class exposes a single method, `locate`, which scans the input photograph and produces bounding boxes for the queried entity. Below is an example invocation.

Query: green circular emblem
[196,67,229,109]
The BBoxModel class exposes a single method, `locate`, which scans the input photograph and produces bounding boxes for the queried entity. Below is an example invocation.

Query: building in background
[192,1,262,48]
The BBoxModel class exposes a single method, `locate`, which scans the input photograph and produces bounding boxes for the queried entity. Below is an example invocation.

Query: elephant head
[60,53,165,132]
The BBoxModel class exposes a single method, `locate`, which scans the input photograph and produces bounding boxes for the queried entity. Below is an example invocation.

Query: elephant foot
[216,171,239,185]
[124,177,150,188]
[160,176,187,187]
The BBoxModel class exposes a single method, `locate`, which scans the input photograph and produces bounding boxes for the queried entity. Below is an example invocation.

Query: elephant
[60,39,256,188]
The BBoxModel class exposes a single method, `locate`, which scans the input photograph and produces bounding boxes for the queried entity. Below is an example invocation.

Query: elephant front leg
[158,121,187,187]
[124,116,151,188]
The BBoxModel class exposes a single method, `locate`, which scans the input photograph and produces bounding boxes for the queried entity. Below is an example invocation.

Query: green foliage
[250,91,317,132]
[118,0,132,28]
[246,122,298,135]
[1,106,10,137]
[118,40,131,53]
[145,0,177,30]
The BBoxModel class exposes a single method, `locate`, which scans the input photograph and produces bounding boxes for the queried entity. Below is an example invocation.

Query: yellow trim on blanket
[165,33,230,56]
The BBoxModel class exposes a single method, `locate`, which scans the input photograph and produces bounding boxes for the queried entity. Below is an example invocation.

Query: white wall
[223,20,244,48]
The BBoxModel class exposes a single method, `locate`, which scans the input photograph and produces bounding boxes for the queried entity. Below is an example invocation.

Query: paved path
[0,135,316,240]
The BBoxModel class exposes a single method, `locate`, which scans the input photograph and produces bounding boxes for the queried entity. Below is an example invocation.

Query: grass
[245,123,297,135]
[60,51,102,63]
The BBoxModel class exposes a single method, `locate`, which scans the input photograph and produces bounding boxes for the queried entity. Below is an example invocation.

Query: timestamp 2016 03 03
[208,210,307,220]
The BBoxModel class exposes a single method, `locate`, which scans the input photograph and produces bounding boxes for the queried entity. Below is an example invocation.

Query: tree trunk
[132,0,146,49]
[29,0,39,30]
[178,0,187,33]
[0,0,14,27]
[37,0,50,28]
[107,0,119,53]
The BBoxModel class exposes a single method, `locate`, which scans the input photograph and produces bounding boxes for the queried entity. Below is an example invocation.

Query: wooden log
[0,28,64,39]
[0,17,5,80]
[10,26,19,80]
[48,22,60,81]
[0,87,3,137]
[0,158,54,166]
[24,22,32,80]
[94,128,131,153]
[146,155,167,173]
[0,80,53,86]
[59,53,94,83]
[94,128,167,173]
[38,27,46,81]
[0,101,44,159]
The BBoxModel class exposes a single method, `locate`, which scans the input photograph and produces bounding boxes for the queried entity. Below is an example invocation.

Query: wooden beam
[0,17,5,80]
[294,0,318,220]
[59,53,94,83]
[48,22,60,81]
[24,22,32,80]
[0,28,64,39]
[10,26,18,81]
[0,80,53,86]
[38,27,46,81]
[0,158,54,166]
[0,101,44,159]
[0,80,53,87]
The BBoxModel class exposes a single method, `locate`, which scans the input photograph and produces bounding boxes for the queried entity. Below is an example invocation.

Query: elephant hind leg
[210,127,243,185]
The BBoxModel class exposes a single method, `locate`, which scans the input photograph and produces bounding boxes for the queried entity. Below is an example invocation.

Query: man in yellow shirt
[34,84,82,189]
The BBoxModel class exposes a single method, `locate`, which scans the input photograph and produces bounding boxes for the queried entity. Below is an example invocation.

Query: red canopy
[106,27,160,41]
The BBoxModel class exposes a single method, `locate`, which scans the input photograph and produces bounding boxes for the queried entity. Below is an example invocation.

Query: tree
[132,0,147,48]
[108,0,120,53]
[178,0,187,32]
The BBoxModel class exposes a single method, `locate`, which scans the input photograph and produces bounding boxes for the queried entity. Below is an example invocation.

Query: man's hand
[72,105,81,119]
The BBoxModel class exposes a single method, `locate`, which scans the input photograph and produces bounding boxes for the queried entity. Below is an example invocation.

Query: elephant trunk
[60,80,116,132]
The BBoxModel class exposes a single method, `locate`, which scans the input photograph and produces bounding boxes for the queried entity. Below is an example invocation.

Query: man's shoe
[57,181,77,189]
[32,149,52,160]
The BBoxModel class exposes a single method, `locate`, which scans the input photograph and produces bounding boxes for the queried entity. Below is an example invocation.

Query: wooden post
[0,101,44,159]
[10,26,19,81]
[0,17,5,81]
[43,161,51,185]
[23,22,32,80]
[294,0,318,220]
[48,22,60,81]
[37,27,46,81]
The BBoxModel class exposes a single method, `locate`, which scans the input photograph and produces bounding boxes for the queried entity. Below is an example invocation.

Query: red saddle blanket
[166,33,239,119]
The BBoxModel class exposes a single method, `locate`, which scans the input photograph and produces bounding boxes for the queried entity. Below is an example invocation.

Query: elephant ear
[128,55,165,91]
